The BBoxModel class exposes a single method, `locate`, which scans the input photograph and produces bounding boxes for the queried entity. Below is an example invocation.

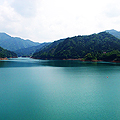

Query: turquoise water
[0,58,120,120]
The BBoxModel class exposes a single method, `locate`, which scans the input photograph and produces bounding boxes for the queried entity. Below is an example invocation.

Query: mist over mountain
[0,33,40,51]
[15,42,51,57]
[14,38,64,56]
[106,29,120,39]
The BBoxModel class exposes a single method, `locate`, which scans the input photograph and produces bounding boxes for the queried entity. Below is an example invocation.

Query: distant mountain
[0,46,17,58]
[32,32,120,61]
[14,42,51,57]
[106,29,120,39]
[15,38,64,57]
[0,33,40,51]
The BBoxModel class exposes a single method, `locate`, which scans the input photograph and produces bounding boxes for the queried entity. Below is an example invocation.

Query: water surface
[0,58,120,120]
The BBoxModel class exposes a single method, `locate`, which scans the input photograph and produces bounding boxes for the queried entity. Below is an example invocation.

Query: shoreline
[0,57,8,60]
[63,59,120,63]
[32,57,120,63]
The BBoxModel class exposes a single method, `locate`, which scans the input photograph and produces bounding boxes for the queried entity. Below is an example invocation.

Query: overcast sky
[0,0,120,43]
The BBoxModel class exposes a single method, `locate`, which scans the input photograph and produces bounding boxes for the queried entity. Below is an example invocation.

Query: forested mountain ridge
[32,32,120,61]
[32,38,65,58]
[0,33,40,51]
[0,46,17,58]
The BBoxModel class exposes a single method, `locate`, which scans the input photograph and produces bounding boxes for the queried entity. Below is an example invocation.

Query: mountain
[0,33,40,51]
[32,38,65,58]
[0,46,17,58]
[106,29,120,39]
[14,42,51,57]
[32,32,120,61]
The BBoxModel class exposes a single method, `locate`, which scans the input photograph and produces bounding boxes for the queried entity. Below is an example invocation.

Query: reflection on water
[0,57,120,68]
[0,58,40,68]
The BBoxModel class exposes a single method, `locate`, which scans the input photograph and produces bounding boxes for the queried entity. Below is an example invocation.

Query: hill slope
[32,38,65,58]
[0,46,17,58]
[32,32,120,61]
[0,33,40,51]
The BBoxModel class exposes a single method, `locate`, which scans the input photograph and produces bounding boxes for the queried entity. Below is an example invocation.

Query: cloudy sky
[0,0,120,43]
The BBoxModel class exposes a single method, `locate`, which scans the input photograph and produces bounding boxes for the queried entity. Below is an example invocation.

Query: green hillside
[32,32,120,61]
[32,38,65,58]
[0,46,17,58]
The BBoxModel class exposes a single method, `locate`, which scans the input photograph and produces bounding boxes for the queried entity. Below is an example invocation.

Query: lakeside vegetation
[32,32,120,62]
[83,50,120,62]
[0,46,17,58]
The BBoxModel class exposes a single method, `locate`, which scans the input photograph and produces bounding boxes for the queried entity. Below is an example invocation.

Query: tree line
[32,32,120,62]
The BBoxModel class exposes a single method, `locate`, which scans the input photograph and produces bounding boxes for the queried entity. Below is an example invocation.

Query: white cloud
[0,1,22,31]
[0,0,120,42]
[104,0,120,18]
[11,0,37,18]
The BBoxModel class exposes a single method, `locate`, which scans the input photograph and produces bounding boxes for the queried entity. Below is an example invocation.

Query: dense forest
[32,32,120,62]
[0,46,17,58]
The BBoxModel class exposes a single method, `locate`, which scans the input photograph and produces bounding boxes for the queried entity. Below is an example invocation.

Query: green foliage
[84,50,120,61]
[84,53,97,60]
[0,53,5,58]
[99,50,120,61]
[32,32,120,61]
[0,46,17,58]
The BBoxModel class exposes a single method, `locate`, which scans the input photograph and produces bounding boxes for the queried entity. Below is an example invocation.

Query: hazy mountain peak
[0,32,40,51]
[105,29,120,39]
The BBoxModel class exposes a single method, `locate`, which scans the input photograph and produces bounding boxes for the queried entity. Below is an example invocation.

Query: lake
[0,57,120,120]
